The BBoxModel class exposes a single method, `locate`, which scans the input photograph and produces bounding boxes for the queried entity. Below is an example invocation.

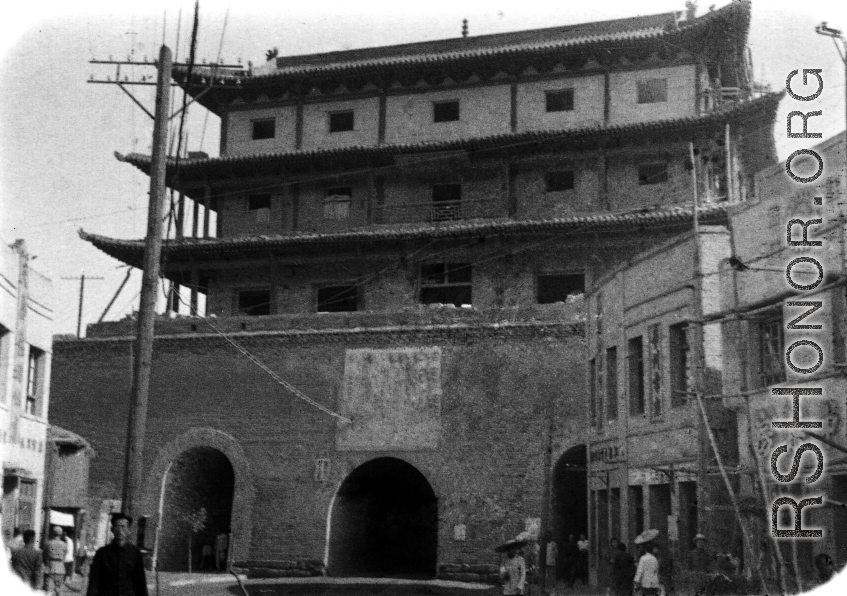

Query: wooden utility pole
[62,273,104,338]
[122,44,173,521]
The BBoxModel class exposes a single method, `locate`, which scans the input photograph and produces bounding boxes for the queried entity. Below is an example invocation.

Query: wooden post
[724,122,734,203]
[203,185,211,238]
[190,267,199,315]
[176,191,185,238]
[77,274,86,338]
[269,253,278,315]
[367,169,376,224]
[122,44,172,522]
[192,195,201,238]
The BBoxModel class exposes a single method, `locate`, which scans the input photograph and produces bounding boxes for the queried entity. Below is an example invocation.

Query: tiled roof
[117,91,783,183]
[176,3,747,84]
[80,204,730,267]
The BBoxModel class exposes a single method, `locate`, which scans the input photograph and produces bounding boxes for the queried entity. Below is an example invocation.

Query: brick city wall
[51,319,587,576]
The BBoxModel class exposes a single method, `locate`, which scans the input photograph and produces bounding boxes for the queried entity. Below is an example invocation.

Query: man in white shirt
[633,543,661,596]
[63,531,76,581]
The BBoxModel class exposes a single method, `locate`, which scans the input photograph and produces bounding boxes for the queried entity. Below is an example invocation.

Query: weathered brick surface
[51,320,586,572]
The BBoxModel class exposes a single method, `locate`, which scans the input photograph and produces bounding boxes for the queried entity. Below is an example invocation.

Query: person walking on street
[64,529,76,581]
[655,544,674,596]
[11,529,44,589]
[576,532,589,586]
[633,542,661,596]
[612,542,635,596]
[44,526,68,596]
[215,528,230,571]
[562,534,578,587]
[8,527,24,557]
[688,534,711,573]
[605,538,619,596]
[86,513,148,596]
[500,544,527,595]
[544,533,558,596]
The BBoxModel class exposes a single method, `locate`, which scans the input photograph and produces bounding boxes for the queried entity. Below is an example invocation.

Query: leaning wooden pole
[122,44,172,521]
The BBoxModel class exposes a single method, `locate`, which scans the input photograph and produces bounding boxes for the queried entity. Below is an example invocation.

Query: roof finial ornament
[685,1,697,20]
[462,18,469,38]
[265,47,279,62]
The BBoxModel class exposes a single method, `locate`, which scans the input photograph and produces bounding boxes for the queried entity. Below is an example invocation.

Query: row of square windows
[241,163,670,221]
[589,323,691,428]
[235,267,586,315]
[250,79,670,139]
[589,311,789,428]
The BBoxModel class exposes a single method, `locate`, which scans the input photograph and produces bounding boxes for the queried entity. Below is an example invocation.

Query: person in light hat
[496,535,528,595]
[688,533,712,573]
[633,530,660,596]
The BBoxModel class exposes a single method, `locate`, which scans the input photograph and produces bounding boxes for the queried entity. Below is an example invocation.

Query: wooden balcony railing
[702,86,744,112]
[374,198,504,224]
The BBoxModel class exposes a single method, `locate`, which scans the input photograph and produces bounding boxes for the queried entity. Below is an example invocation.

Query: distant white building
[1,240,54,544]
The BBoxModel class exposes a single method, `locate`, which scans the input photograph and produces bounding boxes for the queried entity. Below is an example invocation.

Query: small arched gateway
[327,457,438,578]
[157,446,234,571]
[551,445,588,580]
[142,428,253,573]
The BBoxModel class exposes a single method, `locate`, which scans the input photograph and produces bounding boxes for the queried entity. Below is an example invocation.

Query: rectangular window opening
[432,183,462,222]
[545,89,574,112]
[433,100,460,123]
[420,263,472,307]
[252,119,275,140]
[317,285,359,312]
[637,78,668,104]
[537,273,585,304]
[638,162,668,186]
[628,336,645,416]
[669,322,690,407]
[0,325,9,404]
[324,187,352,220]
[248,194,272,211]
[545,170,575,193]
[757,314,785,387]
[606,346,618,421]
[589,357,597,428]
[329,110,355,133]
[25,347,44,416]
[237,289,271,317]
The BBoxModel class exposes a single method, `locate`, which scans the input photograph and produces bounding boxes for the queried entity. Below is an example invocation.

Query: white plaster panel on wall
[225,106,297,155]
[608,65,696,126]
[515,75,605,132]
[336,347,442,451]
[384,86,511,144]
[301,97,380,150]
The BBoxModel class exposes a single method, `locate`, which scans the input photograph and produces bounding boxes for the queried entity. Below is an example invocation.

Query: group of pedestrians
[496,530,589,596]
[8,525,77,594]
[8,513,148,596]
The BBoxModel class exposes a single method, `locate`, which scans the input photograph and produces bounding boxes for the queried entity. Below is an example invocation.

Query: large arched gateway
[328,457,438,577]
[157,446,235,571]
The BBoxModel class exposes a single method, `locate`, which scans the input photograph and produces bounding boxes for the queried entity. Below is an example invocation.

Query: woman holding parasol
[496,535,528,595]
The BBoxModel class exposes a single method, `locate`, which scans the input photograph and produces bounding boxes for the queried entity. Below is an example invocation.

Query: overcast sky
[2,0,847,336]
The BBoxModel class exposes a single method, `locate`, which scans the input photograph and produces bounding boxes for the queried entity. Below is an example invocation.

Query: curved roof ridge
[173,1,749,85]
[79,203,730,267]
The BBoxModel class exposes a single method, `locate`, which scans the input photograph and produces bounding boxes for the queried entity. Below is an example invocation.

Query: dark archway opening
[551,445,587,581]
[158,446,234,572]
[329,457,437,578]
